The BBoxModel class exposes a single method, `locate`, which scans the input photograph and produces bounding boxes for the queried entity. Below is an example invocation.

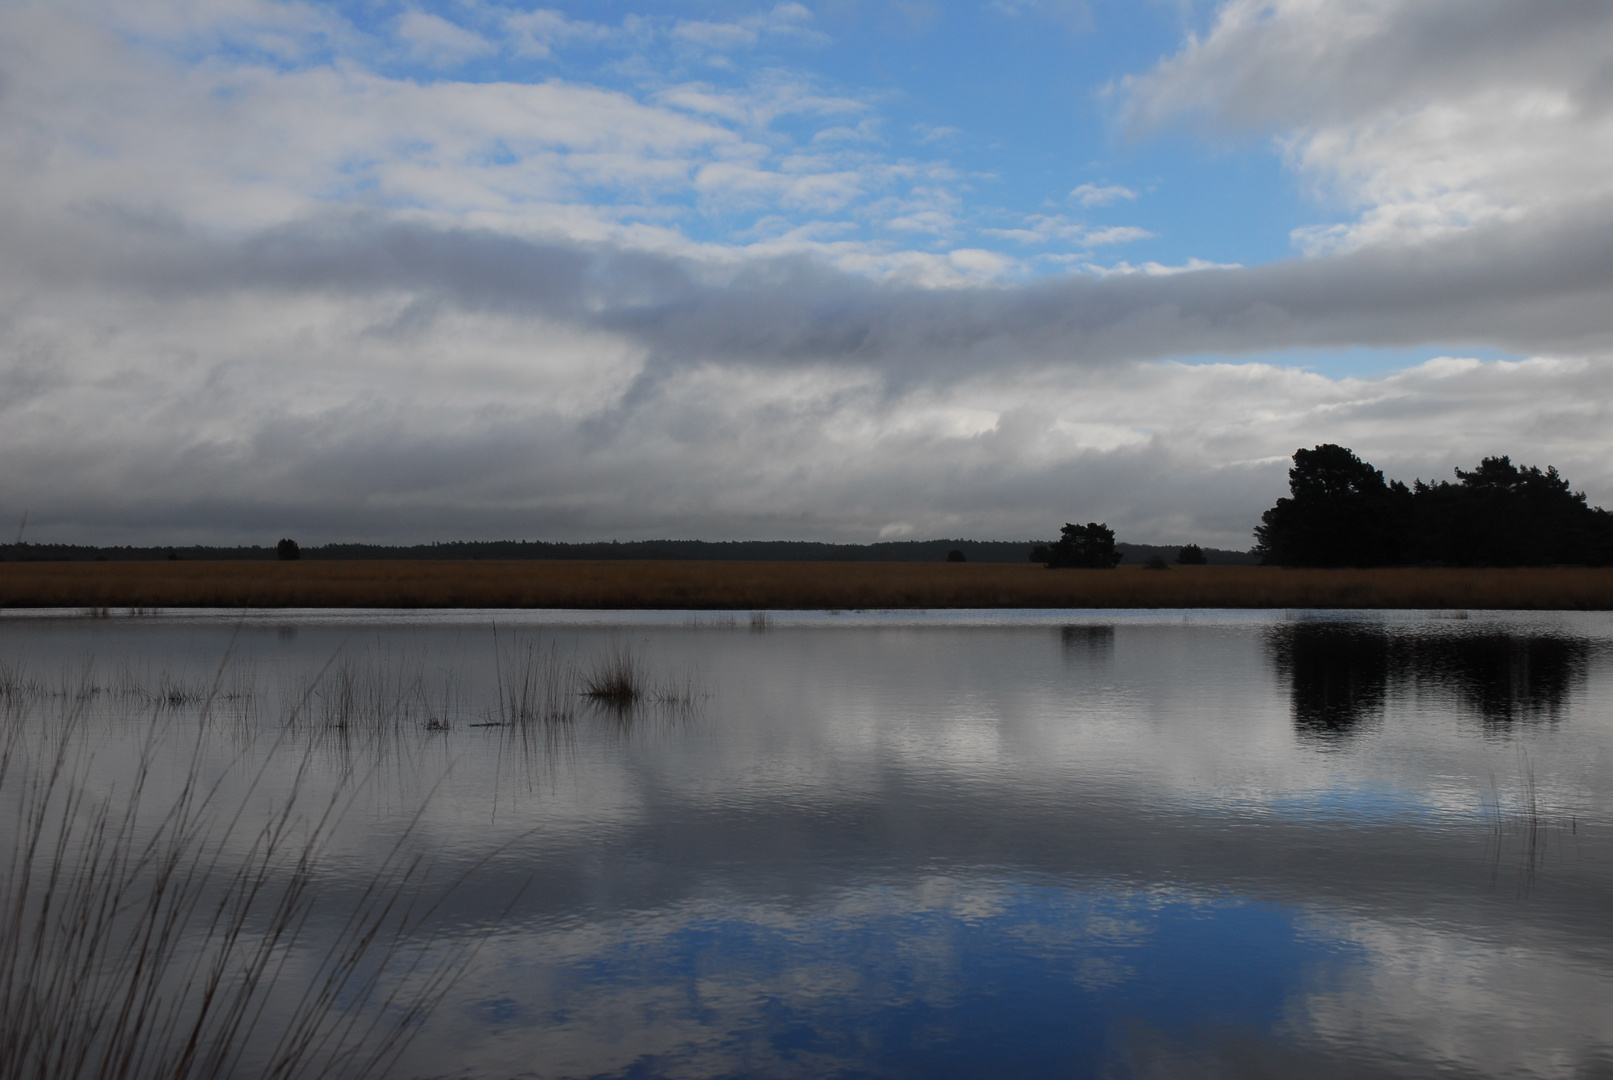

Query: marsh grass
[494,637,576,728]
[578,641,645,709]
[576,639,704,721]
[8,561,1613,610]
[0,687,494,1080]
[0,659,43,700]
[0,630,699,1078]
[0,658,255,715]
[287,650,466,740]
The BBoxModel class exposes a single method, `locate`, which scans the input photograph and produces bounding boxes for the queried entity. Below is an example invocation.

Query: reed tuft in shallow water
[579,641,645,708]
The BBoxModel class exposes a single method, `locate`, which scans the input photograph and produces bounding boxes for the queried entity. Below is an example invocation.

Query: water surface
[2,609,1610,1078]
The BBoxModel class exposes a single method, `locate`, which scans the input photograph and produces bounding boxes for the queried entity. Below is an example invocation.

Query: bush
[277,538,301,561]
[946,549,966,563]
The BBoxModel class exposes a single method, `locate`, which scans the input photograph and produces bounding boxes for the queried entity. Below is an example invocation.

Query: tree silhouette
[1254,445,1407,567]
[1045,522,1122,568]
[1407,456,1609,565]
[1175,544,1207,565]
[1255,446,1613,567]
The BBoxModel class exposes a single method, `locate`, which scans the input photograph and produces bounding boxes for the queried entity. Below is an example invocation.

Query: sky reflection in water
[1,609,1610,1078]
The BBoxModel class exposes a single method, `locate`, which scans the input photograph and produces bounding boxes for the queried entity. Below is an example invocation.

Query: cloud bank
[2,0,1611,546]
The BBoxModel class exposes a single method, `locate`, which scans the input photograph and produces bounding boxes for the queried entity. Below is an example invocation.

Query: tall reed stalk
[495,637,576,728]
[0,678,485,1080]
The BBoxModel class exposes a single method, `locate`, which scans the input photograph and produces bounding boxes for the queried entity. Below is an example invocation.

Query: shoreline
[4,560,1613,611]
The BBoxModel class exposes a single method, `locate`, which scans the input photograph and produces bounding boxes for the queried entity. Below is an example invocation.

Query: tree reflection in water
[1268,623,1391,742]
[1410,632,1589,729]
[1267,622,1590,741]
[1060,624,1115,656]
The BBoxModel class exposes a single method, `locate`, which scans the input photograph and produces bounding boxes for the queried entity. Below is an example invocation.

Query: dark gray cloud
[6,196,1613,547]
[31,204,1613,378]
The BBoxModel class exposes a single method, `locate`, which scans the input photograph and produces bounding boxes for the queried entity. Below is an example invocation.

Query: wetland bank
[6,560,1613,610]
[2,608,1611,1078]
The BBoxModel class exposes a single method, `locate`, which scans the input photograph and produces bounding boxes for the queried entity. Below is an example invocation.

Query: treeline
[0,537,1258,565]
[1255,445,1613,567]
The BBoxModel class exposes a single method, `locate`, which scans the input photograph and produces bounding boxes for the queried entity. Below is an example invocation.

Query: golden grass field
[3,560,1613,610]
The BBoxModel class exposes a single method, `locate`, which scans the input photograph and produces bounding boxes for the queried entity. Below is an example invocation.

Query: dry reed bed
[4,560,1613,609]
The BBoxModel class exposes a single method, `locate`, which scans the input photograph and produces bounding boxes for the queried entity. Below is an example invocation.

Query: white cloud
[1080,225,1154,246]
[982,215,1153,247]
[0,5,922,246]
[1069,183,1137,207]
[1080,257,1237,276]
[90,0,355,61]
[670,3,827,54]
[812,119,881,144]
[671,19,758,51]
[501,9,617,58]
[657,77,867,131]
[1124,0,1613,252]
[396,11,494,65]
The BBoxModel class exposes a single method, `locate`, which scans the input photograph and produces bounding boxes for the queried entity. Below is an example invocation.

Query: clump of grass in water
[0,671,501,1080]
[579,642,644,709]
[576,642,705,731]
[0,659,44,700]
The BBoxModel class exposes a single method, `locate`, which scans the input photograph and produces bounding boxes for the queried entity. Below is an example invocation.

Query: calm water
[2,608,1611,1078]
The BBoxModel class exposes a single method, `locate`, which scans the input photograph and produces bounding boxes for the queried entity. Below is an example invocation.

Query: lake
[1,608,1610,1079]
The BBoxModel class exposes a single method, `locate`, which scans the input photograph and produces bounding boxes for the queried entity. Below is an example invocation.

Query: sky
[2,0,1612,548]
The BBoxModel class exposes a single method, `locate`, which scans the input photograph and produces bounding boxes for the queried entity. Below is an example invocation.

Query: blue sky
[192,0,1315,272]
[2,0,1610,545]
[398,1,1307,263]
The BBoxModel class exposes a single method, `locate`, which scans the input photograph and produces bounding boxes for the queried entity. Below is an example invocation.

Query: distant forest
[0,537,1259,565]
[1256,445,1613,567]
[12,445,1608,570]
